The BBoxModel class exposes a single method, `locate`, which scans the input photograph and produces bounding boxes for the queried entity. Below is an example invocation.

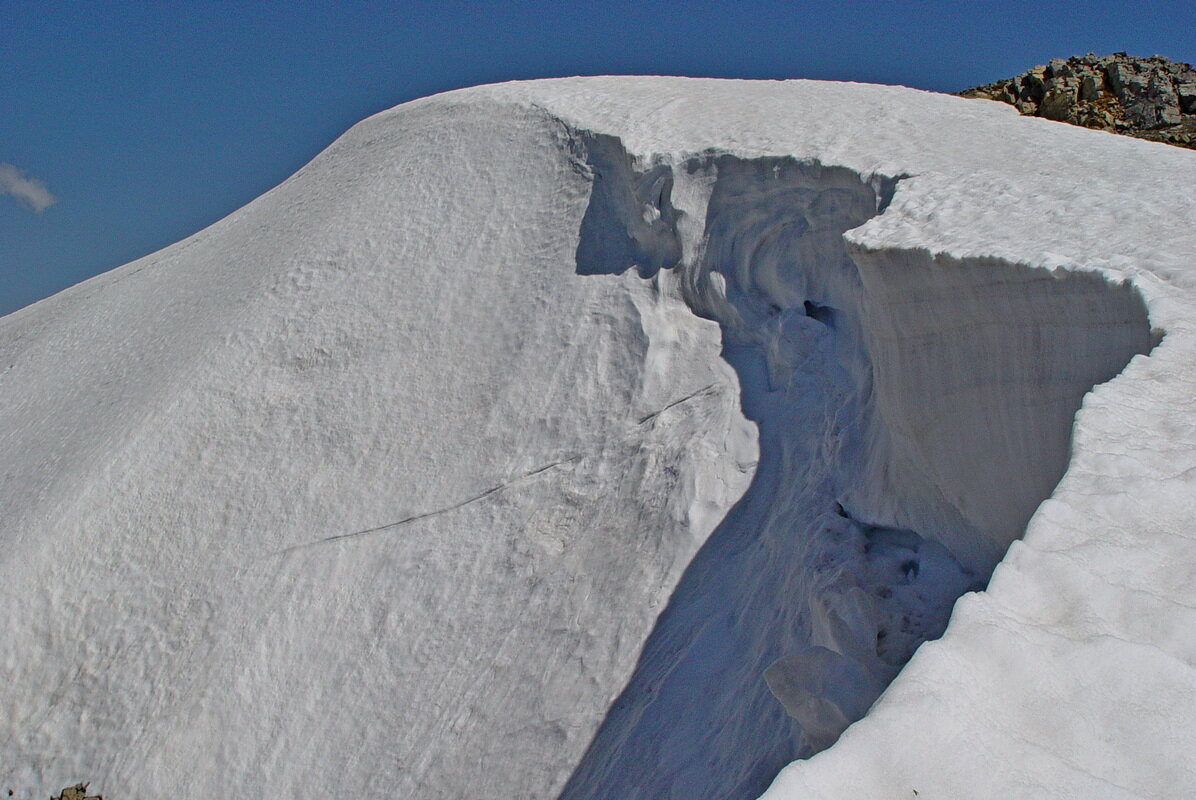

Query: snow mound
[2,77,1194,799]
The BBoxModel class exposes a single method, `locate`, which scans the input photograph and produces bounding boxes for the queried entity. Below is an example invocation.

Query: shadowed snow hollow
[1,78,1189,800]
[558,135,1149,799]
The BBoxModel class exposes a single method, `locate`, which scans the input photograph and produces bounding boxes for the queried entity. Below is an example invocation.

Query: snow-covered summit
[2,77,1194,799]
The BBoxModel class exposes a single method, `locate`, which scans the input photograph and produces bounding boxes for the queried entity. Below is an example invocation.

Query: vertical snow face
[560,133,1151,798]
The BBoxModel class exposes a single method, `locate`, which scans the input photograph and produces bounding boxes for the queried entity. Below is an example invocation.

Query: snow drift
[2,78,1194,799]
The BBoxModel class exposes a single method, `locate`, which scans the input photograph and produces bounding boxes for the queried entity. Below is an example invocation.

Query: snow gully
[560,129,1152,799]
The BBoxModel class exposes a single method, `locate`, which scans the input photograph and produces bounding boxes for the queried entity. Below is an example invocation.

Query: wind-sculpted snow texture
[1,78,1194,800]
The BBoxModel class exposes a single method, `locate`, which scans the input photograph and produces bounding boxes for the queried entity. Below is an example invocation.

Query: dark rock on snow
[959,53,1196,150]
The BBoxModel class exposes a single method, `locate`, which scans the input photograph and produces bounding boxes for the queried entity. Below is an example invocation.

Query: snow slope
[1,77,1194,799]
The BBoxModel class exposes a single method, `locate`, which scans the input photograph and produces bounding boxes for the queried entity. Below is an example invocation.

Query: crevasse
[561,131,1152,799]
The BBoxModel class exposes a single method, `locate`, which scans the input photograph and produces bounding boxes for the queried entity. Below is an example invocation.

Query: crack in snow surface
[273,455,584,555]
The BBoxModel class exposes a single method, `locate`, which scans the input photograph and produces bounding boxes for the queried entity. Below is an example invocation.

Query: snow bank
[2,77,1194,799]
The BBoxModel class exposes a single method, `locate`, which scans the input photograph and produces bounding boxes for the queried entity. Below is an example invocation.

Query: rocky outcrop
[959,53,1196,150]
[51,785,102,800]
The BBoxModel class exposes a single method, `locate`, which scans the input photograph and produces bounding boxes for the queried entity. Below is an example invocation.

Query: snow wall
[558,131,1151,798]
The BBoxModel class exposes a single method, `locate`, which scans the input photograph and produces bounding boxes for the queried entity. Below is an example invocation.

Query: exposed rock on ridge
[959,52,1196,149]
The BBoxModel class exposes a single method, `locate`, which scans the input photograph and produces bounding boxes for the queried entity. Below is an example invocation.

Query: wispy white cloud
[0,162,57,213]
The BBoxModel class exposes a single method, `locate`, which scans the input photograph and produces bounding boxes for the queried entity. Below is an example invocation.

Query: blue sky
[2,0,1193,316]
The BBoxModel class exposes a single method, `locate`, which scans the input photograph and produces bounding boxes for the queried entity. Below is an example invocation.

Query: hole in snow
[802,299,835,327]
[561,134,1153,800]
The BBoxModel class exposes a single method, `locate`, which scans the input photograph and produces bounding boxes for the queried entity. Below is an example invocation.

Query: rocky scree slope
[959,52,1196,149]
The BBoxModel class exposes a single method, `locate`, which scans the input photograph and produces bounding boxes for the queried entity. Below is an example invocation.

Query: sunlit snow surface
[1,78,1195,799]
